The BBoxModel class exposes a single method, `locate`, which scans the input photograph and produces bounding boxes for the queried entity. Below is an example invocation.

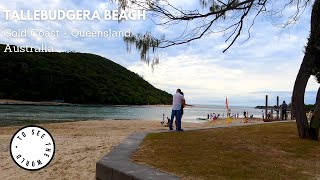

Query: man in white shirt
[169,89,185,131]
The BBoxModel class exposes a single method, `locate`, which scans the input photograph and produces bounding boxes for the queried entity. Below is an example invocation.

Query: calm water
[0,104,264,123]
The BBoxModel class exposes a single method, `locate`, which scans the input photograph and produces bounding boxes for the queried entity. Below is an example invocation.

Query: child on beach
[161,113,165,126]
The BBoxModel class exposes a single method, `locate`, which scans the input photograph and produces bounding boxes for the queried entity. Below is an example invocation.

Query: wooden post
[277,96,279,119]
[265,95,268,119]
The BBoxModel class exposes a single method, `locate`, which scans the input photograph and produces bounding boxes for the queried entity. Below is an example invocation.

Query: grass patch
[132,122,320,179]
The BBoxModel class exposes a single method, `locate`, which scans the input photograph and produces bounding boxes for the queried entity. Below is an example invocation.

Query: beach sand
[0,99,71,106]
[0,118,263,180]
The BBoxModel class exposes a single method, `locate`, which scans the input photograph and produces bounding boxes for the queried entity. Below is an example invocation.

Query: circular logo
[10,125,55,171]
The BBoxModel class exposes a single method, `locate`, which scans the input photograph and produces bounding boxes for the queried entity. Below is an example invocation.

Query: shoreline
[0,99,172,107]
[0,119,78,127]
[0,99,73,106]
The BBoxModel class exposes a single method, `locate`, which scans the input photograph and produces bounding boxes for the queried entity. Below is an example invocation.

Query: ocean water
[0,104,265,123]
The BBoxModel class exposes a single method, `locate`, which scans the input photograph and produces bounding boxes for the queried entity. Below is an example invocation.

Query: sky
[0,0,318,106]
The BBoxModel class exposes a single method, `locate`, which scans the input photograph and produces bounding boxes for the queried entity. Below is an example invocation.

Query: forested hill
[0,44,172,104]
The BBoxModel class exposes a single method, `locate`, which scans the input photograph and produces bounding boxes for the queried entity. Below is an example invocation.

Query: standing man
[170,89,184,131]
[281,101,288,120]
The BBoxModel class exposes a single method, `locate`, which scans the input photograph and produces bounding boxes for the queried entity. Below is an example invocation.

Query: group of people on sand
[161,89,186,131]
[208,113,220,120]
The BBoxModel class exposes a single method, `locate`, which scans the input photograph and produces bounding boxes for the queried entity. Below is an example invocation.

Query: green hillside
[0,44,172,104]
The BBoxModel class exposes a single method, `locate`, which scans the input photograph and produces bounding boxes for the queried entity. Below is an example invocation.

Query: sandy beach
[0,99,71,106]
[0,118,263,180]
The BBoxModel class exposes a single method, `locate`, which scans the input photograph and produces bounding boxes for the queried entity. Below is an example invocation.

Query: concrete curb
[96,132,180,180]
[96,120,294,180]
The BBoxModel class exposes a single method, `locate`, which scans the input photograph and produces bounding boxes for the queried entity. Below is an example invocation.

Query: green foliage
[0,44,172,105]
[124,32,160,68]
[305,104,315,112]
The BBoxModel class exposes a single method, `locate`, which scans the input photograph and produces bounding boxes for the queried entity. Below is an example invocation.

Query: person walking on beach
[169,89,184,131]
[281,101,288,120]
[243,111,247,118]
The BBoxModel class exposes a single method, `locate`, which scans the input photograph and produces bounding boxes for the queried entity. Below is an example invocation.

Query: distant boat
[196,118,208,120]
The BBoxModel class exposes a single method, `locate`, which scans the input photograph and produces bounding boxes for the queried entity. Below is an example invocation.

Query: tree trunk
[310,87,320,140]
[292,51,313,139]
[292,0,320,140]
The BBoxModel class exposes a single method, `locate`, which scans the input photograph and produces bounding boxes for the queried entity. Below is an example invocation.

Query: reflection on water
[0,104,263,123]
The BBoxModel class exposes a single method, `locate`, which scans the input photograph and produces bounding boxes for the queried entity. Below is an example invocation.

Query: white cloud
[127,7,317,106]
